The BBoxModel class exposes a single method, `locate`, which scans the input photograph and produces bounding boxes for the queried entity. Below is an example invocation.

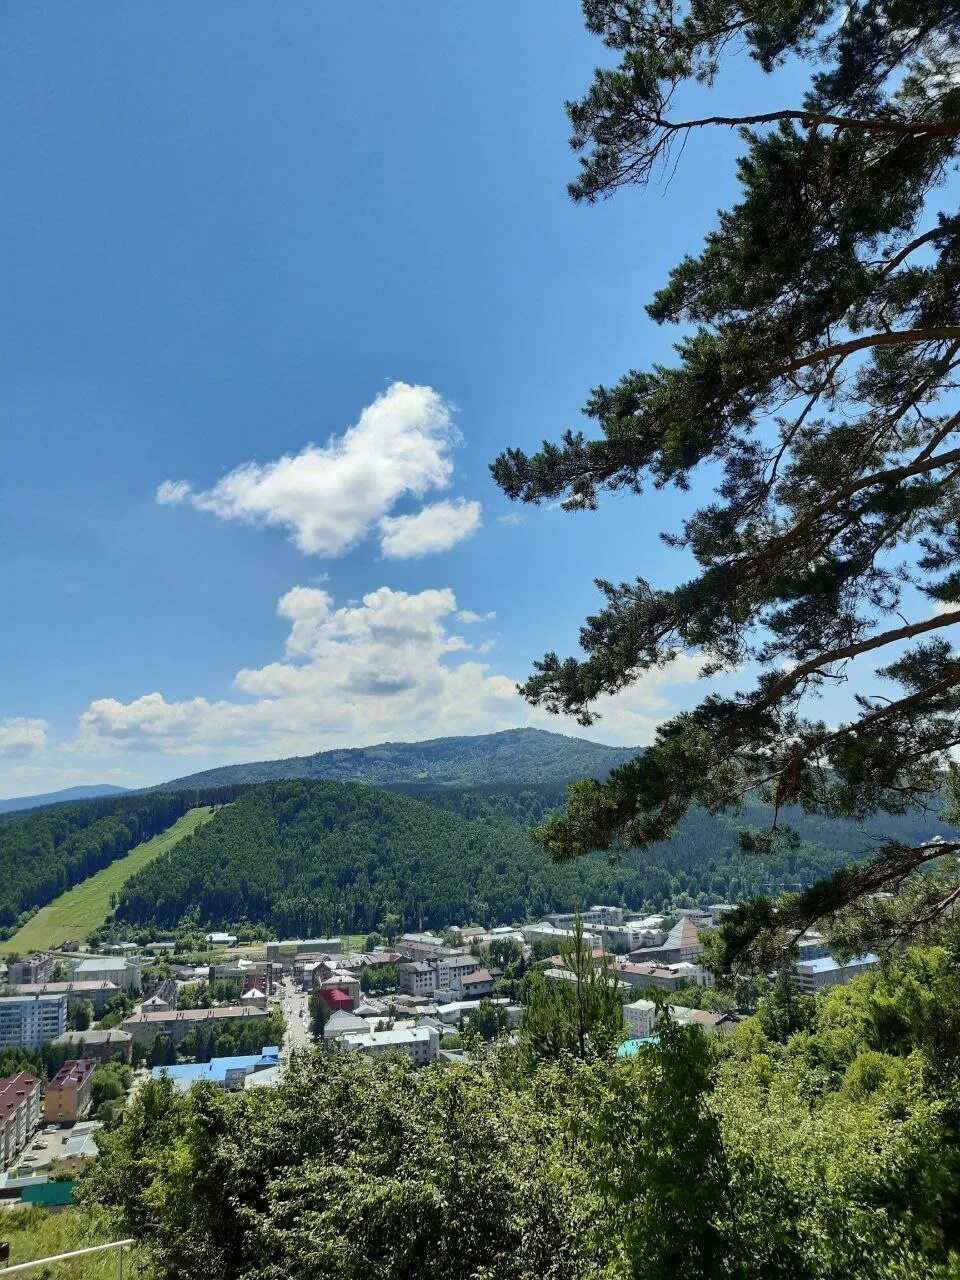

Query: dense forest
[0,786,245,929]
[85,942,960,1278]
[112,778,954,936]
[156,727,638,791]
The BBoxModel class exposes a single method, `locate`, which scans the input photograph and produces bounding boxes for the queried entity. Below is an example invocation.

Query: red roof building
[317,987,353,1014]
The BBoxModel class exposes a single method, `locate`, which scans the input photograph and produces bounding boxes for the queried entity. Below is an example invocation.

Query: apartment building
[11,980,118,1016]
[0,994,67,1050]
[544,905,625,929]
[121,1005,270,1046]
[436,954,482,995]
[8,953,54,986]
[53,1029,133,1063]
[44,1059,95,1125]
[794,953,879,995]
[339,1025,440,1067]
[624,999,732,1038]
[0,1072,40,1166]
[460,969,494,999]
[398,962,436,998]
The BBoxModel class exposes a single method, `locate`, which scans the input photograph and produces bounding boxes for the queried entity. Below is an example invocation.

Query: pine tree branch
[761,609,960,709]
[649,109,960,140]
[778,329,960,377]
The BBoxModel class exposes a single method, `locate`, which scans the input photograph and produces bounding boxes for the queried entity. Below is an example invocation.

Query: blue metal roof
[617,1036,659,1057]
[797,953,879,974]
[152,1046,279,1084]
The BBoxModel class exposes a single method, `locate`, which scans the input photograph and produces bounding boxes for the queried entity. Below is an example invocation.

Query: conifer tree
[493,0,960,968]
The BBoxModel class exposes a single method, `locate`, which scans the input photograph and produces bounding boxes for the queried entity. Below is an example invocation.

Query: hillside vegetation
[112,779,952,936]
[156,727,638,791]
[0,787,243,934]
[6,807,214,953]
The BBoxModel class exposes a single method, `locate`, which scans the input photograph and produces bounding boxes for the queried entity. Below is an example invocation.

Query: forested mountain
[156,728,638,791]
[0,786,245,930]
[0,783,129,815]
[113,779,955,937]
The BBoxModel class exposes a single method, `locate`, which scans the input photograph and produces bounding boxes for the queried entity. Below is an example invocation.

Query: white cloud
[156,479,192,505]
[456,610,496,624]
[157,382,480,559]
[76,585,711,760]
[0,718,48,757]
[379,498,481,559]
[497,512,525,527]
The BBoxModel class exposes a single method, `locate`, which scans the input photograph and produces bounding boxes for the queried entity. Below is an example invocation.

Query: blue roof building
[616,1036,659,1057]
[152,1046,281,1091]
[794,953,879,994]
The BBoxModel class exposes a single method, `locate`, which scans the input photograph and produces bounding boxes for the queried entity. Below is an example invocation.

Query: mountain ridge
[154,727,640,791]
[0,782,129,815]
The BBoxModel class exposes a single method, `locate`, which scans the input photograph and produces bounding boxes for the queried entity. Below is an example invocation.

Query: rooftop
[54,1029,131,1045]
[49,1060,95,1090]
[12,982,118,996]
[797,953,880,974]
[123,1005,269,1024]
[152,1046,280,1086]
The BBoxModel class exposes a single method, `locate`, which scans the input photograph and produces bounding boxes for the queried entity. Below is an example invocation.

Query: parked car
[35,1141,48,1149]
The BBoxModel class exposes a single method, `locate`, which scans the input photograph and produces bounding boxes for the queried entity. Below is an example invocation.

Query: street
[280,978,313,1057]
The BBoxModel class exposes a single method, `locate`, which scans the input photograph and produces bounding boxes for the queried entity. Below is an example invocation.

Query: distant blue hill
[0,783,129,815]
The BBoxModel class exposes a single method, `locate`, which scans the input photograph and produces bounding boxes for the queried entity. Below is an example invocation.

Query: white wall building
[0,994,67,1049]
[794,953,879,994]
[435,954,481,995]
[339,1025,440,1067]
[71,956,141,991]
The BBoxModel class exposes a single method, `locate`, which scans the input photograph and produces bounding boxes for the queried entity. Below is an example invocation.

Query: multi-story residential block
[121,1005,270,1046]
[322,1011,370,1044]
[793,931,832,963]
[544,905,625,929]
[44,1059,95,1125]
[8,953,54,986]
[11,981,118,1016]
[521,922,601,948]
[0,994,67,1049]
[0,1072,41,1166]
[793,953,879,994]
[398,961,436,998]
[339,1025,440,1067]
[397,933,458,962]
[435,954,482,995]
[53,1029,133,1063]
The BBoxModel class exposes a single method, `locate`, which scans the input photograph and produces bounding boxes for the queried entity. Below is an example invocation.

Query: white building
[398,962,436,998]
[0,994,67,1049]
[71,956,141,991]
[460,969,494,999]
[204,932,238,946]
[435,954,481,995]
[544,905,625,929]
[339,1025,440,1067]
[794,953,879,995]
[624,998,731,1037]
[521,922,600,948]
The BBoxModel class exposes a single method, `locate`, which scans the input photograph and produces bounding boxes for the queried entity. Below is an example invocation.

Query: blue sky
[1,2,806,795]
